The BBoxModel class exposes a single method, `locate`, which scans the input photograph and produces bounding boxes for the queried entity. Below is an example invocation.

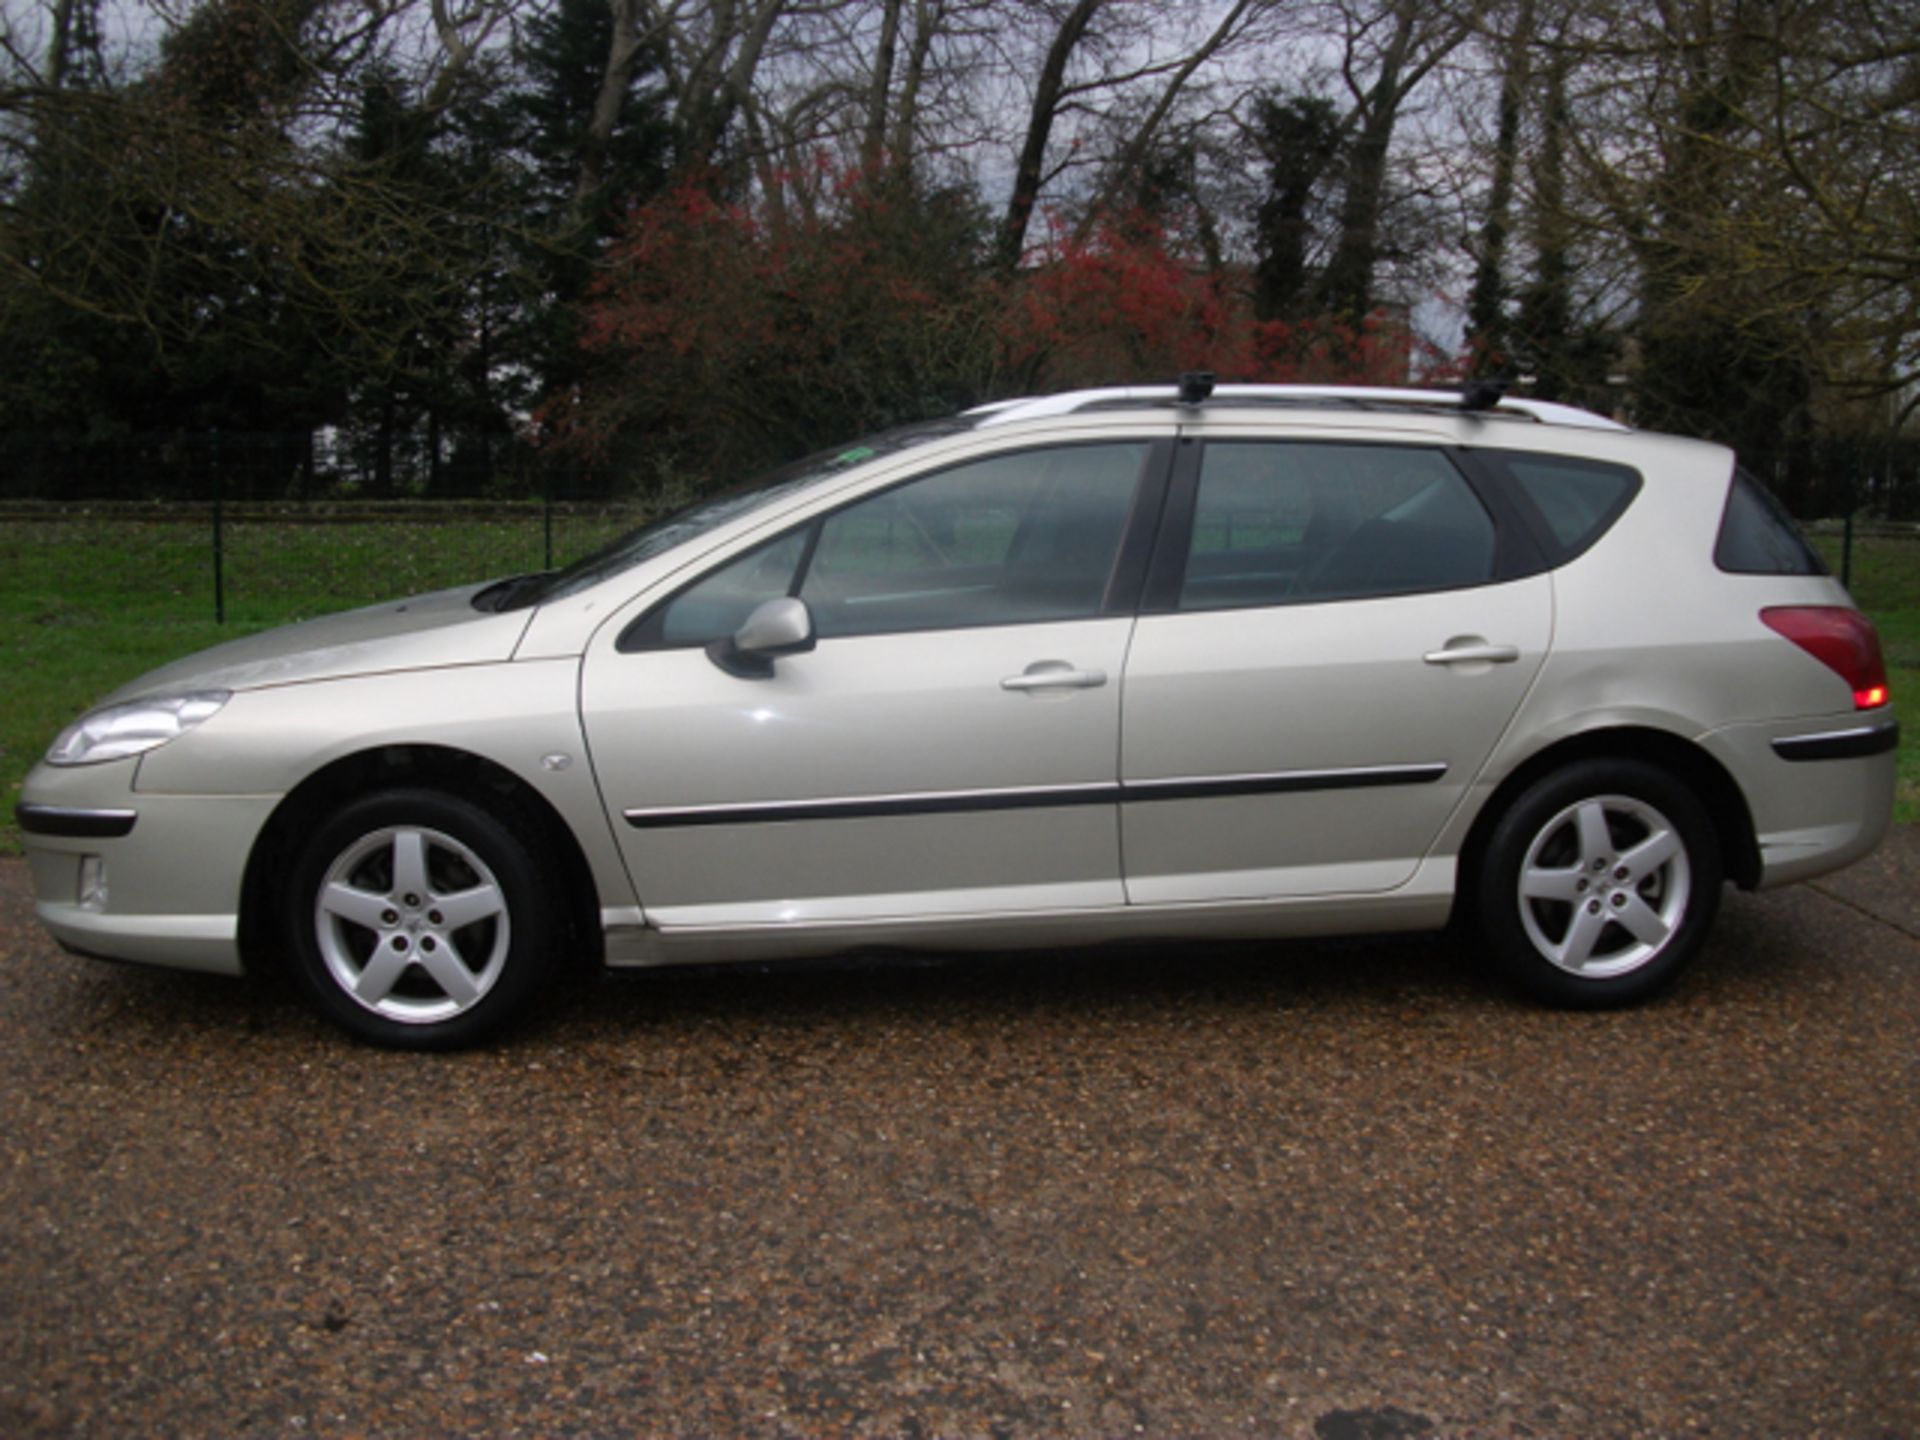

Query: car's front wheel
[1476,758,1722,1007]
[285,788,558,1048]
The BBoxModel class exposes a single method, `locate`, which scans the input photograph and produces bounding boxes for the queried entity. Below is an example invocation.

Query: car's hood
[107,584,539,702]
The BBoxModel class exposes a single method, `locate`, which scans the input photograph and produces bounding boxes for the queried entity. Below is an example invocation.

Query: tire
[1475,758,1722,1008]
[285,788,559,1049]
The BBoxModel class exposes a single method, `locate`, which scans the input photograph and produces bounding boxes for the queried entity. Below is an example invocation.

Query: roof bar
[966,384,1628,432]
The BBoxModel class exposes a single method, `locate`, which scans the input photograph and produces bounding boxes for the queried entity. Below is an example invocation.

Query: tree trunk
[995,0,1107,273]
[862,0,906,174]
[887,0,943,179]
[574,0,645,211]
[1316,3,1416,324]
[1516,45,1573,398]
[48,0,77,88]
[1464,0,1534,375]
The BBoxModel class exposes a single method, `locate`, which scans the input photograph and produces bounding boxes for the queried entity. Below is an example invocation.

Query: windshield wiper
[470,571,554,613]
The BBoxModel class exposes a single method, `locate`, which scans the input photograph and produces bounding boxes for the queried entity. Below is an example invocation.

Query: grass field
[2,516,1915,856]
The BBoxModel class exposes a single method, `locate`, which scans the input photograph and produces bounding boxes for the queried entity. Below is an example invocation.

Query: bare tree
[629,0,814,177]
[1312,0,1480,322]
[994,0,1106,269]
[992,0,1275,270]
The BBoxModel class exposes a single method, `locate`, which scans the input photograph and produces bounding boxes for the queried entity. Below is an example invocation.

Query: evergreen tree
[1250,94,1343,324]
[493,0,673,417]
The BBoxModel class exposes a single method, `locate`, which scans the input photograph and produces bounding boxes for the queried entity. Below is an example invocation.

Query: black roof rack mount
[1178,371,1216,405]
[1460,377,1510,412]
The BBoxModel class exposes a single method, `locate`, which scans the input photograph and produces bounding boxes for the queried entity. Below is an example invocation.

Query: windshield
[487,416,980,611]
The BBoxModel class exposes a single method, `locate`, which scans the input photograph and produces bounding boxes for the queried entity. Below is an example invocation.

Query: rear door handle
[1002,661,1108,692]
[1423,642,1520,665]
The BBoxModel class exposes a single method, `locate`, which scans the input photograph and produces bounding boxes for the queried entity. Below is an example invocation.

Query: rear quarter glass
[1478,451,1642,566]
[1716,467,1828,575]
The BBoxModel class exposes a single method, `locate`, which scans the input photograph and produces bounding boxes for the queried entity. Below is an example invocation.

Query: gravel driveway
[3,837,1917,1438]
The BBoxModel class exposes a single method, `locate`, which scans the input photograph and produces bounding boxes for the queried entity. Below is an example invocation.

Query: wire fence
[0,429,602,505]
[0,499,652,626]
[0,432,664,624]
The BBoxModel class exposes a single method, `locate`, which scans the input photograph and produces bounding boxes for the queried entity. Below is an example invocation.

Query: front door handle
[1423,641,1520,665]
[1002,661,1108,692]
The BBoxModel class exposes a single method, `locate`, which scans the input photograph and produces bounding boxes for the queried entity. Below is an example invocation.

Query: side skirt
[600,857,1457,969]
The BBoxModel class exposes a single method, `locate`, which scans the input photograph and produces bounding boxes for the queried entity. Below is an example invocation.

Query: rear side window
[1478,451,1639,565]
[1178,443,1496,609]
[1715,467,1827,575]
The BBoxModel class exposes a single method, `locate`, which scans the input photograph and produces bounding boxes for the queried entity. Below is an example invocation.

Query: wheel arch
[1459,727,1762,905]
[239,744,603,975]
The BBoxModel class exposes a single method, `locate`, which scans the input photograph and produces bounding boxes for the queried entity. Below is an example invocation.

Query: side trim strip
[626,782,1117,829]
[623,763,1447,830]
[15,804,139,839]
[1771,721,1899,762]
[1123,763,1447,802]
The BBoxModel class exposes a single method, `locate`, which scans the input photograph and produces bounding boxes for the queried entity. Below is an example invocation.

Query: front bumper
[17,759,278,977]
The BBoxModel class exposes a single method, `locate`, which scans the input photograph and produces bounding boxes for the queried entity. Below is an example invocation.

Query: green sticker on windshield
[835,445,876,466]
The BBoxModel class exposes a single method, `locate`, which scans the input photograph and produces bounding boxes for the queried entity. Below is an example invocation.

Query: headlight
[45,691,232,767]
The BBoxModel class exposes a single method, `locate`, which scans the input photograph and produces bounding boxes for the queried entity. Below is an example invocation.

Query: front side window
[499,416,979,610]
[802,443,1143,636]
[628,442,1149,648]
[1179,443,1497,610]
[656,530,810,647]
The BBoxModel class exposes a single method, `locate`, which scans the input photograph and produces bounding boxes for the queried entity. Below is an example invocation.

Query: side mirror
[706,596,817,679]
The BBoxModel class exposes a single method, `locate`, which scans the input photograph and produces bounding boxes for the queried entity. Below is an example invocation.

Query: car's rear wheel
[1476,758,1722,1007]
[285,788,557,1048]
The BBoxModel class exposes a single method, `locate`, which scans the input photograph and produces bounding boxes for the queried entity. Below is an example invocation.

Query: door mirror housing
[706,596,817,678]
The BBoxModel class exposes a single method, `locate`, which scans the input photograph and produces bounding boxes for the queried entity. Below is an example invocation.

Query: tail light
[1760,606,1890,709]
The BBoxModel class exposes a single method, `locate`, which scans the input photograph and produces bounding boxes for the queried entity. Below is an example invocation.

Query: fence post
[211,429,227,625]
[544,479,554,572]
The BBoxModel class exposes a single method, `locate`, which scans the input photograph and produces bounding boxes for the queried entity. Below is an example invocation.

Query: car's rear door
[1119,435,1552,904]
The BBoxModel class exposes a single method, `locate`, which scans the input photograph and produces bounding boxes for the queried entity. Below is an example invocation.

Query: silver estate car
[17,381,1898,1047]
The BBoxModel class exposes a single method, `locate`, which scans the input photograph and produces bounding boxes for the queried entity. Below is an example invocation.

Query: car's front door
[582,440,1166,929]
[1119,438,1552,904]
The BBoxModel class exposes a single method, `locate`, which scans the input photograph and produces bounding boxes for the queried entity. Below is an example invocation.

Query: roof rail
[965,384,1629,433]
